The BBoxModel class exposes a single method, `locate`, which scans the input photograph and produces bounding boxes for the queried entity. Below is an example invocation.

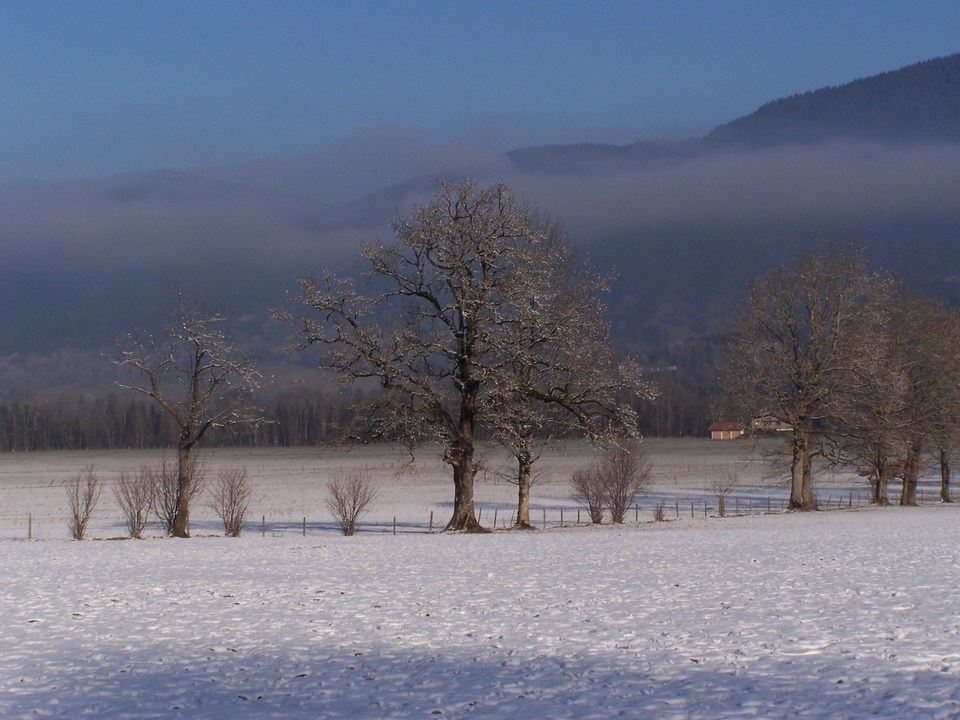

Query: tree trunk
[445,458,485,532]
[872,465,890,506]
[443,400,487,532]
[171,441,192,538]
[789,428,817,510]
[940,448,952,503]
[900,436,922,506]
[514,452,535,529]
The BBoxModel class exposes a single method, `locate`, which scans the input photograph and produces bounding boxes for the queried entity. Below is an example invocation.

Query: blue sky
[2,0,958,183]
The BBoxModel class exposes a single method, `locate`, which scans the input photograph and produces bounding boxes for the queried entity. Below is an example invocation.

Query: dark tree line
[0,392,355,452]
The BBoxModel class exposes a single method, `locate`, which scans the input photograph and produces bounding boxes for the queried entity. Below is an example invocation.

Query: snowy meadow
[2,440,959,719]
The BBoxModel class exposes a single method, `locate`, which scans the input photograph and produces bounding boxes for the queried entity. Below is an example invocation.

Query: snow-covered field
[2,440,959,718]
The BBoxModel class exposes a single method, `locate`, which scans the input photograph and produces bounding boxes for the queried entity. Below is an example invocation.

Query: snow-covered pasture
[2,441,959,718]
[0,439,910,540]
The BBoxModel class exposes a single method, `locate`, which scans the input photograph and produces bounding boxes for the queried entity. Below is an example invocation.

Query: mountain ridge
[2,51,960,393]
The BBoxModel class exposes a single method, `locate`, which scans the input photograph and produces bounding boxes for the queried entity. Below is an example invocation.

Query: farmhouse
[708,421,745,440]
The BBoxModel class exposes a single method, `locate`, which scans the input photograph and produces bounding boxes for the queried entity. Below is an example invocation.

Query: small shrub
[67,464,102,540]
[653,499,666,522]
[115,465,155,538]
[570,467,605,524]
[710,470,739,518]
[209,466,253,537]
[600,442,652,524]
[326,473,378,536]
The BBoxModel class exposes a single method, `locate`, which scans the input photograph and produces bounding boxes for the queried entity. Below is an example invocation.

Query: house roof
[709,421,745,432]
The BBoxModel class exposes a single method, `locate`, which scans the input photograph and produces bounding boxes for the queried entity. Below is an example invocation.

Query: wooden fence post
[393,516,396,535]
[28,512,33,541]
[542,508,547,529]
[493,508,498,529]
[261,515,266,537]
[302,517,306,537]
[429,511,434,534]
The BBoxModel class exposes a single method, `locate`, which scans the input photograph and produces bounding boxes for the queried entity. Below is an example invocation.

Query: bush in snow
[654,499,666,522]
[598,442,652,523]
[572,442,653,524]
[115,465,155,539]
[67,464,102,540]
[326,473,378,536]
[208,466,253,537]
[710,469,739,518]
[570,466,606,524]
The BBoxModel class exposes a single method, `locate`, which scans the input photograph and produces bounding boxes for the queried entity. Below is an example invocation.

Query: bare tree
[826,289,906,506]
[208,466,253,537]
[599,442,652,523]
[282,179,591,532]
[486,221,653,528]
[326,473,378,536]
[67,464,101,540]
[116,294,261,537]
[115,465,155,538]
[570,466,606,524]
[721,242,889,510]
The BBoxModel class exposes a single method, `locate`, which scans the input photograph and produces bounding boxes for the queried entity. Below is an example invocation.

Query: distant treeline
[0,378,713,453]
[0,392,356,452]
[0,335,719,452]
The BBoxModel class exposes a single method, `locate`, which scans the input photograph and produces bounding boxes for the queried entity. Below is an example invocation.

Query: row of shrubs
[65,463,377,540]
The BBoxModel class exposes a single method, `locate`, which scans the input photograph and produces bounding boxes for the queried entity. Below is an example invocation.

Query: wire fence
[7,487,951,541]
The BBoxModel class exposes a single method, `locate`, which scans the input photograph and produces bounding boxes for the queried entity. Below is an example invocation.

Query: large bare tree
[116,294,261,537]
[722,242,888,510]
[827,288,905,506]
[283,180,553,531]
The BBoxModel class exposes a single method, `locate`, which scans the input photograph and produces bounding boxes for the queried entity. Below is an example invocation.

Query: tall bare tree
[827,290,905,506]
[892,294,948,505]
[282,179,638,532]
[721,242,888,510]
[485,222,652,528]
[116,294,261,537]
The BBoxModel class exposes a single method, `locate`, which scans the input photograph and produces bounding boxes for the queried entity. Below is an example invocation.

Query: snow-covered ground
[2,441,959,718]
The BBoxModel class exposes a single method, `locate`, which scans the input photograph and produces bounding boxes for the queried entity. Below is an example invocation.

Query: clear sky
[2,0,958,183]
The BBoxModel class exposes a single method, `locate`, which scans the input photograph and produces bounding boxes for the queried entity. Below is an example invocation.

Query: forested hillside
[705,53,960,146]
